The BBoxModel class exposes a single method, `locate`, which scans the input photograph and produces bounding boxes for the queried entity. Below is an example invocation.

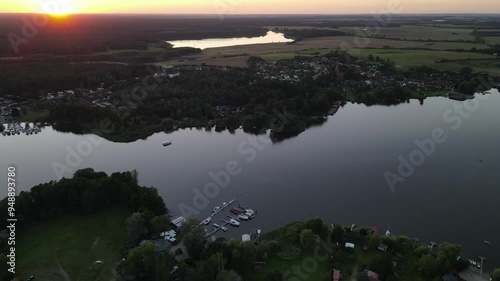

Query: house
[345,242,355,249]
[333,269,341,281]
[364,270,382,281]
[171,216,186,228]
[242,234,251,242]
[378,243,389,252]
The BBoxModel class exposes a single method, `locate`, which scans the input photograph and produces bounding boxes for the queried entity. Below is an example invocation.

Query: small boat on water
[238,214,249,221]
[484,240,491,245]
[202,217,211,225]
[213,223,220,228]
[229,219,240,227]
[221,226,228,232]
[230,207,244,214]
[163,141,172,146]
[213,206,221,213]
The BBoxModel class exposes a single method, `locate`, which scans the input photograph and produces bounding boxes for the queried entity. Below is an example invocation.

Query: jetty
[448,91,474,101]
[328,101,342,116]
[198,199,236,227]
[212,199,236,217]
[205,220,232,238]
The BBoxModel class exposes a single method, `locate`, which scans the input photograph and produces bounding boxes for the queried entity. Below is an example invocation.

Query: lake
[167,31,293,49]
[1,90,499,268]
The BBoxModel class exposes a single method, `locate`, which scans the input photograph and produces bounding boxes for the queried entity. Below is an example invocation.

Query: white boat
[162,141,172,146]
[483,240,491,245]
[245,211,255,219]
[238,214,249,221]
[213,206,221,213]
[229,219,240,227]
[213,223,220,228]
[221,226,228,232]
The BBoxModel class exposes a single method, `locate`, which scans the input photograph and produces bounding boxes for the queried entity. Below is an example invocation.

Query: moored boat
[202,217,211,225]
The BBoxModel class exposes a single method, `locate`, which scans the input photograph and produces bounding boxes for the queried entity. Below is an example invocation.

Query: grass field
[484,36,500,45]
[250,254,332,281]
[17,209,128,281]
[340,25,476,41]
[259,48,496,65]
[347,48,496,66]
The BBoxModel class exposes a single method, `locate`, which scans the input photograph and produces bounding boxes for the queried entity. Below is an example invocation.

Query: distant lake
[167,31,293,49]
[2,90,500,269]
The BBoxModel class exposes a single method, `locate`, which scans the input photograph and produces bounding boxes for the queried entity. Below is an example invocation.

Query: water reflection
[168,31,293,49]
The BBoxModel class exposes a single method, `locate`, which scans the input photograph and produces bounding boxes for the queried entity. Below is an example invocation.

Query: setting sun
[38,1,75,17]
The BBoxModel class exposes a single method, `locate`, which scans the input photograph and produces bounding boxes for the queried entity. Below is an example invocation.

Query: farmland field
[161,35,490,68]
[340,25,476,41]
[484,36,500,45]
[16,209,128,281]
[346,48,495,65]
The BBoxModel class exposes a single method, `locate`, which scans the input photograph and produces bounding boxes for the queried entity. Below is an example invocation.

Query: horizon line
[1,12,500,16]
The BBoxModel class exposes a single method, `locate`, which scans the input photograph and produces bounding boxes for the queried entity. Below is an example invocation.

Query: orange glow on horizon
[0,0,499,14]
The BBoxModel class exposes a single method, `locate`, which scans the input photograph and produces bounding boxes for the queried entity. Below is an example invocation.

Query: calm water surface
[168,31,293,49]
[1,90,499,268]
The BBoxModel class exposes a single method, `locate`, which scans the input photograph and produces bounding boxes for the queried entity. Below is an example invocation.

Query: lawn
[341,25,476,41]
[16,209,128,281]
[249,253,332,281]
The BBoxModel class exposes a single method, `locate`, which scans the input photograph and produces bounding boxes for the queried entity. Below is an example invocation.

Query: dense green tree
[415,245,429,257]
[303,217,329,239]
[330,225,346,243]
[235,241,258,278]
[151,214,172,234]
[266,240,280,256]
[182,218,206,260]
[216,270,242,281]
[266,271,283,281]
[438,242,462,262]
[419,254,441,278]
[300,229,320,253]
[80,190,98,214]
[126,212,148,243]
[286,224,301,243]
[492,268,500,281]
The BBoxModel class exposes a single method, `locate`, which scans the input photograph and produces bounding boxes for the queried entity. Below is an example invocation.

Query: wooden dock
[328,102,342,116]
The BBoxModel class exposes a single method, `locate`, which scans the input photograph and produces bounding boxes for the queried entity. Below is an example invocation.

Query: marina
[202,199,258,238]
[1,122,43,136]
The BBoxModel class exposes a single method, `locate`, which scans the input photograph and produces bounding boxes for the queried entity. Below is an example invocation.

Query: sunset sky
[0,0,499,14]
